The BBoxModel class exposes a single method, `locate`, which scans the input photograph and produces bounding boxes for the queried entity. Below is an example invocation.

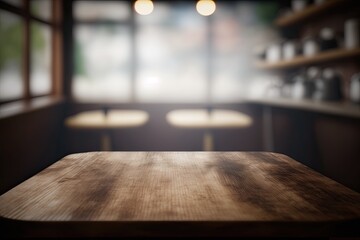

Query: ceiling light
[134,0,154,16]
[196,0,216,16]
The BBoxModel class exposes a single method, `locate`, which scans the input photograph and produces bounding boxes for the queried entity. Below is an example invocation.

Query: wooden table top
[1,152,359,238]
[65,110,149,129]
[166,109,253,129]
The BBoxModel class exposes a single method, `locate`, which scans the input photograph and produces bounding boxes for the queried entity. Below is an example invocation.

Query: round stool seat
[166,109,253,151]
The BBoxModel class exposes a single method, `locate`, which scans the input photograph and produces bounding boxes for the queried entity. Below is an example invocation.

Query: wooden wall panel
[315,115,360,192]
[0,104,65,194]
[270,106,360,192]
[271,108,320,171]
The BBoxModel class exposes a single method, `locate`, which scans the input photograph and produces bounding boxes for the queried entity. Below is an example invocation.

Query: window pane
[1,0,22,7]
[212,2,279,102]
[0,10,24,101]
[74,1,130,21]
[31,0,52,21]
[135,3,207,102]
[73,25,131,102]
[30,22,52,96]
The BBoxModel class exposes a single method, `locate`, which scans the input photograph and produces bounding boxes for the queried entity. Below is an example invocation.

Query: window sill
[0,96,65,120]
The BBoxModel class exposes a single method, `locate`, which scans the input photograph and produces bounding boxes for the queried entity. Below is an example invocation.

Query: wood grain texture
[0,152,359,238]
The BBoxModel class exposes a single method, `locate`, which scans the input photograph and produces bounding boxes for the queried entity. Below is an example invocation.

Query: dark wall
[65,103,264,153]
[315,115,360,192]
[271,107,360,192]
[271,108,320,170]
[0,103,65,194]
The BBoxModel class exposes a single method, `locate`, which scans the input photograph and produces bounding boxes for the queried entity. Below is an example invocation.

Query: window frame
[0,0,62,105]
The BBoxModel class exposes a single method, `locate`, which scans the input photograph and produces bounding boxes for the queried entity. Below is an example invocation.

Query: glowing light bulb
[134,0,154,16]
[196,0,216,16]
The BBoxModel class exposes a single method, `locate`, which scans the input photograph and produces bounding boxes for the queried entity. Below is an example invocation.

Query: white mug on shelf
[266,44,281,63]
[283,41,297,60]
[303,37,319,57]
[345,19,359,49]
[350,73,360,104]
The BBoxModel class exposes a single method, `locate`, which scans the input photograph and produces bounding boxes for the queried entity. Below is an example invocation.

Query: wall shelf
[256,48,360,70]
[247,97,360,119]
[275,0,347,27]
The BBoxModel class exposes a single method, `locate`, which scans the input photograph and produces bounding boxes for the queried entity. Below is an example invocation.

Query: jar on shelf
[305,67,318,98]
[349,72,360,104]
[280,76,295,98]
[282,40,299,60]
[292,74,307,99]
[302,36,320,57]
[291,67,317,99]
[344,18,359,49]
[265,43,282,63]
[319,28,339,51]
[313,68,343,101]
[307,66,321,80]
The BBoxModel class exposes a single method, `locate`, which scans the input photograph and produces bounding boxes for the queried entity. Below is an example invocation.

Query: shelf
[256,48,360,70]
[275,0,347,27]
[247,97,360,119]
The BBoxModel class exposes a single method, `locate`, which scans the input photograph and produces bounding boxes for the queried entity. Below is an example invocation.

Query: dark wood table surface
[0,152,359,238]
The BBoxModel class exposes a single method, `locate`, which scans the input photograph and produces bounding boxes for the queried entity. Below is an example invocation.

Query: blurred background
[0,0,359,194]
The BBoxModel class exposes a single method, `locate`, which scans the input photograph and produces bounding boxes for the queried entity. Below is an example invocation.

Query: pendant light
[134,0,154,16]
[196,0,216,16]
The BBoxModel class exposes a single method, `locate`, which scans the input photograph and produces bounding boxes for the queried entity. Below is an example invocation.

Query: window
[0,0,59,104]
[73,1,132,102]
[30,22,52,96]
[135,3,207,102]
[73,24,132,102]
[0,10,24,101]
[72,1,278,103]
[212,3,268,102]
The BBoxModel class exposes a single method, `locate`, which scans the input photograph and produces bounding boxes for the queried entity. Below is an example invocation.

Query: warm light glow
[196,0,216,16]
[134,0,154,16]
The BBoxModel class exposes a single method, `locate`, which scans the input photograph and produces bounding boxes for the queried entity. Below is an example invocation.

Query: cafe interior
[0,0,359,238]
